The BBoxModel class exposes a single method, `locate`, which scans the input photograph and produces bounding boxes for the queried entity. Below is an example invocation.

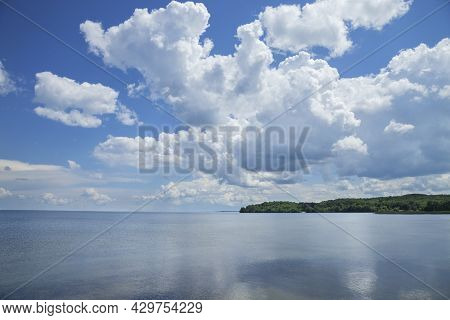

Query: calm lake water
[0,210,449,299]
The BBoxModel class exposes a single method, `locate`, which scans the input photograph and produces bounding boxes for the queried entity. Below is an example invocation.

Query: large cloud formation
[81,1,449,191]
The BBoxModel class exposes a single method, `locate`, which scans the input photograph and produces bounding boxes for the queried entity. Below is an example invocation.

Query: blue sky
[0,0,449,211]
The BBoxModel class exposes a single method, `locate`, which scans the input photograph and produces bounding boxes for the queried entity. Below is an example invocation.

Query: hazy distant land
[240,194,450,214]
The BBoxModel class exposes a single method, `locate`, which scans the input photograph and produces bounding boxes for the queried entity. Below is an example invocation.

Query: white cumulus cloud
[0,187,13,198]
[138,174,267,206]
[34,72,138,127]
[259,0,411,57]
[67,160,81,170]
[82,188,113,205]
[41,192,70,206]
[438,85,450,99]
[384,120,415,134]
[115,104,139,126]
[0,61,16,96]
[332,136,368,155]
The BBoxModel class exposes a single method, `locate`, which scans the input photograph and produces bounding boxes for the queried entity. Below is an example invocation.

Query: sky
[0,0,449,211]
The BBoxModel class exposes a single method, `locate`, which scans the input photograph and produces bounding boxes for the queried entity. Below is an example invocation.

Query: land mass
[240,194,450,213]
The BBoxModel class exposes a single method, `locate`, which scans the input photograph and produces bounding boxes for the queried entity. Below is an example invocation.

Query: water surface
[0,211,449,299]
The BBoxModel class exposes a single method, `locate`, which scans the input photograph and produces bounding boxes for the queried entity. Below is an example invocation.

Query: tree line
[240,194,450,213]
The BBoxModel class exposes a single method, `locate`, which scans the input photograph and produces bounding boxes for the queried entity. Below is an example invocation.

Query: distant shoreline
[240,194,450,214]
[237,211,450,215]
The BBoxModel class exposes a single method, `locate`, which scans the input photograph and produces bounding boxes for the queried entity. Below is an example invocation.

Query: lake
[0,210,449,299]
